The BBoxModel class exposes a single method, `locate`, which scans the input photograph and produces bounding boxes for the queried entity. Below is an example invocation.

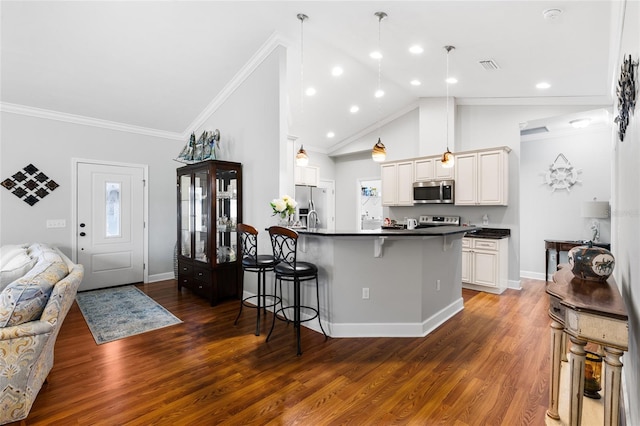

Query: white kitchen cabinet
[414,156,454,181]
[461,237,509,294]
[295,165,319,187]
[454,147,509,205]
[381,161,414,206]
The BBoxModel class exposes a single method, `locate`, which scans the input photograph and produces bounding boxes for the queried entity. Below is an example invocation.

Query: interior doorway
[358,178,382,230]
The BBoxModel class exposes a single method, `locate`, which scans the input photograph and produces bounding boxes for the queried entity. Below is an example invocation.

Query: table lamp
[581,200,609,242]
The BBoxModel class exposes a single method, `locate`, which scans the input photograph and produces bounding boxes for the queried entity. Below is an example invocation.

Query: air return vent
[520,126,549,136]
[479,59,500,70]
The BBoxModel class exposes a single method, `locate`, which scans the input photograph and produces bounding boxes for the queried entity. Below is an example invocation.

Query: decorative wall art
[615,54,638,142]
[175,129,221,164]
[1,163,59,206]
[542,153,582,192]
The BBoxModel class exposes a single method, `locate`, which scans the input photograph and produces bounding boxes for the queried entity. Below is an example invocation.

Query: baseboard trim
[520,270,546,281]
[240,290,464,338]
[508,279,522,290]
[148,272,175,283]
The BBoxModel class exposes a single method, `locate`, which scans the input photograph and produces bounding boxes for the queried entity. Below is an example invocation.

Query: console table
[546,265,628,426]
[544,240,611,281]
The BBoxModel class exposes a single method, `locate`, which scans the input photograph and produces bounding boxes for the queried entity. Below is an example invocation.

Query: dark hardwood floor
[14,278,552,425]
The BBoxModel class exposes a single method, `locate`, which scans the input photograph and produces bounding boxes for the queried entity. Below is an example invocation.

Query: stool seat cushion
[242,254,277,268]
[275,261,317,277]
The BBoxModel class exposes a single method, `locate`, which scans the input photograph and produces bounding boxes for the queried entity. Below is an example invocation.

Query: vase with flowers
[270,195,297,226]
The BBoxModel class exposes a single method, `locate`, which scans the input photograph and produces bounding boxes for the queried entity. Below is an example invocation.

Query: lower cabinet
[461,237,509,294]
[177,259,241,305]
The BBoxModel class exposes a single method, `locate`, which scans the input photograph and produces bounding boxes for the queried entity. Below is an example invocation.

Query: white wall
[613,2,639,424]
[0,112,178,277]
[520,122,612,279]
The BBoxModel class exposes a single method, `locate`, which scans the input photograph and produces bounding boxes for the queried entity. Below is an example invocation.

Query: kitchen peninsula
[292,226,474,338]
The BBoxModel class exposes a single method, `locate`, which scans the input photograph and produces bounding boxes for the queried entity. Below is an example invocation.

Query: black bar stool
[234,224,279,336]
[267,226,327,355]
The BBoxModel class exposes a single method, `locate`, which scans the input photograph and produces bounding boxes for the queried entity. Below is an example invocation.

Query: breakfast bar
[291,226,474,338]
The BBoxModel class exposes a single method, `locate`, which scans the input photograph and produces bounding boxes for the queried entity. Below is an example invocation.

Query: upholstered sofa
[0,243,84,424]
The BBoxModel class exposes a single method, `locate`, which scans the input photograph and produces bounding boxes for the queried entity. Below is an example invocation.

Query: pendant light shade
[295,145,309,166]
[441,148,454,167]
[371,11,388,162]
[441,45,455,169]
[372,138,387,162]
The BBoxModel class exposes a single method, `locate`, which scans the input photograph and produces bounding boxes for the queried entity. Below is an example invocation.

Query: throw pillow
[0,260,69,327]
[0,250,37,291]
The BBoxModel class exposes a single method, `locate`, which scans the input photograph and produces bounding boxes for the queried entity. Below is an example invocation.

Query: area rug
[76,285,182,345]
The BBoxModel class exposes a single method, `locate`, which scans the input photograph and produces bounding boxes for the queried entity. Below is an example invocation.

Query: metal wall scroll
[615,54,638,142]
[542,153,582,192]
[1,163,59,206]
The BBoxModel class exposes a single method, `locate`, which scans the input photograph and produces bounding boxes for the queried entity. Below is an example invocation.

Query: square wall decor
[1,163,59,206]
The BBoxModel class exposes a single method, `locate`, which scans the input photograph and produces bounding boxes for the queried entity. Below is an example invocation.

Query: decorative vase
[568,243,615,282]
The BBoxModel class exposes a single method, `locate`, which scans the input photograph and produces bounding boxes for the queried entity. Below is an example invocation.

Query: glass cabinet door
[194,170,209,263]
[179,174,192,258]
[215,168,238,264]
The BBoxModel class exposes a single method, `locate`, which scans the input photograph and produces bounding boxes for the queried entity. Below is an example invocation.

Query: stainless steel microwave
[413,180,455,204]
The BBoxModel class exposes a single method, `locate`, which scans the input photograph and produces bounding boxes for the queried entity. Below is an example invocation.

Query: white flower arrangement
[270,195,297,219]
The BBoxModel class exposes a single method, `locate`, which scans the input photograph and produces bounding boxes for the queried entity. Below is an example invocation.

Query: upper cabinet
[381,161,414,206]
[295,165,319,187]
[415,156,454,181]
[455,147,510,206]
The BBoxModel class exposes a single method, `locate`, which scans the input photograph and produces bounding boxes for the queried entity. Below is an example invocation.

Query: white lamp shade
[581,201,609,218]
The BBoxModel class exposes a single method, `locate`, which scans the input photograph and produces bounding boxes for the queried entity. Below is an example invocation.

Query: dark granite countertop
[296,225,477,237]
[464,227,511,239]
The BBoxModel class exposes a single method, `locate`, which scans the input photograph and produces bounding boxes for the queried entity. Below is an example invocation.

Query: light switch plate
[46,219,66,228]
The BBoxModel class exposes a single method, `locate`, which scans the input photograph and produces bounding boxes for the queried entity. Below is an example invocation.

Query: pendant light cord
[446,48,449,151]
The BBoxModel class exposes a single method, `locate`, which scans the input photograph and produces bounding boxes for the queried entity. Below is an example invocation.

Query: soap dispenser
[482,214,489,226]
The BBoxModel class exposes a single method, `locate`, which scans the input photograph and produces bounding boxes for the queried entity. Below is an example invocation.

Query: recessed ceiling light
[543,8,563,20]
[410,79,421,86]
[331,66,343,76]
[327,131,335,138]
[370,51,382,60]
[375,89,385,98]
[536,82,551,89]
[570,118,591,129]
[409,45,424,54]
[350,105,359,113]
[446,77,458,84]
[305,87,317,96]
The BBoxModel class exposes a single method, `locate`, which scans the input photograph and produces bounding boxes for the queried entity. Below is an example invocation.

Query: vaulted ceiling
[0,1,620,153]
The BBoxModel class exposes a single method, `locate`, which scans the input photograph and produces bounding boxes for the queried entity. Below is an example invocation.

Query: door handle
[79,232,86,237]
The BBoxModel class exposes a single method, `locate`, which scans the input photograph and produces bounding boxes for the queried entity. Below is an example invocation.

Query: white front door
[76,162,145,290]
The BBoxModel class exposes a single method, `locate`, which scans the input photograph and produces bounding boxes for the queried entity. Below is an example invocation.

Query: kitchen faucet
[308,209,320,230]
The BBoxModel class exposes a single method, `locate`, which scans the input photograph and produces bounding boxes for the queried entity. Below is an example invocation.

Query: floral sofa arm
[0,320,54,340]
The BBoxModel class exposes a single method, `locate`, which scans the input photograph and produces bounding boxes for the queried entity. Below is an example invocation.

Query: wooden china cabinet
[176,160,242,305]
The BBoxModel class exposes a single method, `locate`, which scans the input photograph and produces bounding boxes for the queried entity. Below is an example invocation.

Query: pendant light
[371,11,388,162]
[295,13,310,167]
[441,45,455,169]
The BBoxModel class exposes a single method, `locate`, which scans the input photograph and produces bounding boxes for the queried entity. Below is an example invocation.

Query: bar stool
[267,226,327,355]
[234,224,279,336]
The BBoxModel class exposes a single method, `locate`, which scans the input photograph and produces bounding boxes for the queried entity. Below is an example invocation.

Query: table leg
[547,319,564,420]
[569,336,587,426]
[545,246,550,281]
[603,346,624,426]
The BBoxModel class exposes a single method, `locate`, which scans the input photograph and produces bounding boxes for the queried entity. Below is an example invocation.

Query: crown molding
[183,31,290,139]
[456,95,613,106]
[0,102,183,140]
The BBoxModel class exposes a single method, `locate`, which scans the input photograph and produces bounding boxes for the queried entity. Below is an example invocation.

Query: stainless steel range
[416,215,460,228]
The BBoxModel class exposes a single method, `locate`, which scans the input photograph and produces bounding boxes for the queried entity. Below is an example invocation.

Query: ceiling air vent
[479,59,500,70]
[520,126,549,136]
